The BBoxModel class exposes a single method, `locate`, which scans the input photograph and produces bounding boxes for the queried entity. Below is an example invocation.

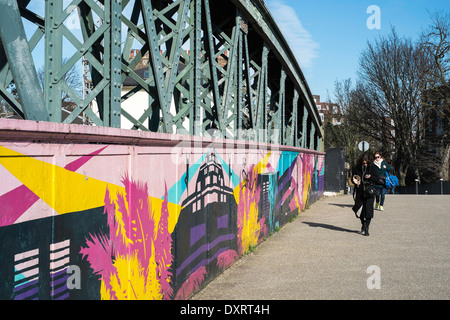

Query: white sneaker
[379,206,384,211]
[375,203,380,210]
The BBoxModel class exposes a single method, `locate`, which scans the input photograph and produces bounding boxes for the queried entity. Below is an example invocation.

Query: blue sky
[265,0,450,102]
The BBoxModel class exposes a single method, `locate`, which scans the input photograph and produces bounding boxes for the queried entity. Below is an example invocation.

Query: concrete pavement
[193,194,450,300]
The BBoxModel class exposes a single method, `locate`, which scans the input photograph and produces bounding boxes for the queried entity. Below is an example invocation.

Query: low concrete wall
[0,119,324,300]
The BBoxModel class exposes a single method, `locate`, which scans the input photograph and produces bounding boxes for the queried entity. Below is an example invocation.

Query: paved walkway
[193,194,450,300]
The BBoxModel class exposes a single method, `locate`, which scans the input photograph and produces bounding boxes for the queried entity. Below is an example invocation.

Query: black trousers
[360,216,371,227]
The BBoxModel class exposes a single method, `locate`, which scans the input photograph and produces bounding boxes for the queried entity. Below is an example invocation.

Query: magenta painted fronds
[154,183,174,300]
[102,186,126,259]
[81,185,121,299]
[81,175,176,299]
[175,266,207,300]
[80,232,117,299]
[217,249,238,271]
[119,174,155,280]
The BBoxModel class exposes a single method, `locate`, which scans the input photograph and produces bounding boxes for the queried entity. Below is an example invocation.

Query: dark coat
[352,164,381,219]
[372,160,392,189]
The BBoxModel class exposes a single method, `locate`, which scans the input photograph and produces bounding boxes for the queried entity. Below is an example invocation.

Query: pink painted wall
[0,119,324,300]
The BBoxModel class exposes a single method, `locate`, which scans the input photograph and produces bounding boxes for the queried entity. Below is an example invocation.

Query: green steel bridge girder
[0,0,48,121]
[0,0,323,150]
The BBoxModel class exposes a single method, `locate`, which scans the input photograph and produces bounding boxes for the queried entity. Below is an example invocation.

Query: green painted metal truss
[0,0,322,150]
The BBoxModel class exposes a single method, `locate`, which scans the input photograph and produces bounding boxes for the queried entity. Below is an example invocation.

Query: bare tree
[351,27,435,185]
[330,79,365,171]
[419,11,450,181]
[420,11,450,91]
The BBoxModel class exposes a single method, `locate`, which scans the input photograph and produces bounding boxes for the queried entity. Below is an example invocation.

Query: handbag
[385,172,399,188]
[385,172,392,188]
[363,180,377,198]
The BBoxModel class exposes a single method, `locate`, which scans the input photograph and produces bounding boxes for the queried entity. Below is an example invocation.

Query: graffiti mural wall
[0,120,324,300]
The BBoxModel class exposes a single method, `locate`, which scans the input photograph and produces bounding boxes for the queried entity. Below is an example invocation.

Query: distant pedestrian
[373,152,391,211]
[352,154,384,236]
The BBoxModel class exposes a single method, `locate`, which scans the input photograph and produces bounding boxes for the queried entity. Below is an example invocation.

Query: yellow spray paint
[0,145,181,233]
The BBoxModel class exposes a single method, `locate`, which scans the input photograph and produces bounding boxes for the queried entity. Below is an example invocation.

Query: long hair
[353,154,371,186]
[357,154,372,167]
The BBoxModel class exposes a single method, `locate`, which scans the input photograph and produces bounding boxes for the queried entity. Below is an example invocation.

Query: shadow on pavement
[328,203,354,208]
[302,221,360,234]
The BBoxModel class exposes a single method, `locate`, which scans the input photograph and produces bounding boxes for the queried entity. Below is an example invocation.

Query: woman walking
[373,152,391,211]
[352,154,383,236]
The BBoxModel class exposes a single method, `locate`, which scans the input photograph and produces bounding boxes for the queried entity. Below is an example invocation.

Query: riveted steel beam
[203,0,222,131]
[0,0,322,151]
[193,0,202,136]
[256,43,269,143]
[230,0,322,139]
[109,0,123,127]
[44,0,63,123]
[301,106,308,148]
[290,89,299,147]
